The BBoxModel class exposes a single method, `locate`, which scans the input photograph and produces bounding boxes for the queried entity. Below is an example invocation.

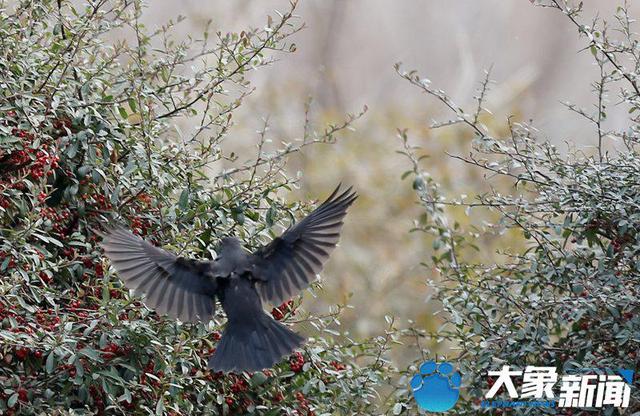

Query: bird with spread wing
[100,185,357,372]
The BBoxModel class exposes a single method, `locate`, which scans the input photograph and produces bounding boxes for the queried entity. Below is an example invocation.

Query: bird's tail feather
[208,314,305,372]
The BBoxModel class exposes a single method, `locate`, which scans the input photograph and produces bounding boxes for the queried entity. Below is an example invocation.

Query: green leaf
[0,135,20,144]
[412,176,425,190]
[77,165,92,177]
[66,141,78,158]
[0,257,8,272]
[155,399,165,415]
[7,393,18,408]
[83,320,99,336]
[178,188,189,209]
[128,98,137,113]
[78,348,102,361]
[250,371,268,387]
[87,145,97,164]
[120,389,132,403]
[266,205,277,227]
[46,351,55,374]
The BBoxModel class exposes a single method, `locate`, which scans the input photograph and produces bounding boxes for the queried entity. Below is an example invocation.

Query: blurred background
[140,0,634,344]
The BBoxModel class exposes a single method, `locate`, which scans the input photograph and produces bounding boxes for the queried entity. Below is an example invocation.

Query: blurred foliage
[393,1,640,414]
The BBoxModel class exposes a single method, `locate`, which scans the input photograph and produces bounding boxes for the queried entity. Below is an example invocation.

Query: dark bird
[100,184,357,372]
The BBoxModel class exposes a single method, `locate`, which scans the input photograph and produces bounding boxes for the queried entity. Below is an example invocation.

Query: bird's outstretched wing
[100,227,217,322]
[253,184,358,305]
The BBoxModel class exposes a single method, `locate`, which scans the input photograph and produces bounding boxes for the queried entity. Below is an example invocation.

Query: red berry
[15,347,29,361]
[39,271,52,283]
[330,360,345,371]
[271,308,284,320]
[17,388,27,402]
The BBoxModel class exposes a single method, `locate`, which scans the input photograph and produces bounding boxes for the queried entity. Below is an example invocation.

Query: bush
[396,1,639,414]
[0,1,397,414]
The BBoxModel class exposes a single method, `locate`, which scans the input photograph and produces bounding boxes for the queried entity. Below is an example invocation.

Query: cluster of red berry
[271,299,296,320]
[295,391,316,416]
[121,398,137,411]
[230,377,248,393]
[225,396,235,407]
[289,351,305,373]
[131,216,151,235]
[94,194,111,210]
[58,362,82,378]
[14,347,29,361]
[12,345,44,363]
[4,129,59,179]
[0,251,16,270]
[0,305,32,335]
[202,367,224,382]
[89,384,105,412]
[137,192,153,206]
[101,342,132,360]
[67,299,90,320]
[82,256,103,275]
[51,116,72,133]
[0,382,28,414]
[94,263,104,278]
[271,391,285,403]
[40,206,73,236]
[0,113,54,210]
[62,246,75,259]
[139,361,164,388]
[35,308,61,331]
[329,360,346,371]
[225,395,254,412]
[79,188,112,212]
[30,148,59,179]
[17,388,28,403]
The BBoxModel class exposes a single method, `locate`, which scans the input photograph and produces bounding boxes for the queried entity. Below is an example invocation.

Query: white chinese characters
[486,366,523,399]
[522,367,557,399]
[558,374,630,408]
[484,366,632,409]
